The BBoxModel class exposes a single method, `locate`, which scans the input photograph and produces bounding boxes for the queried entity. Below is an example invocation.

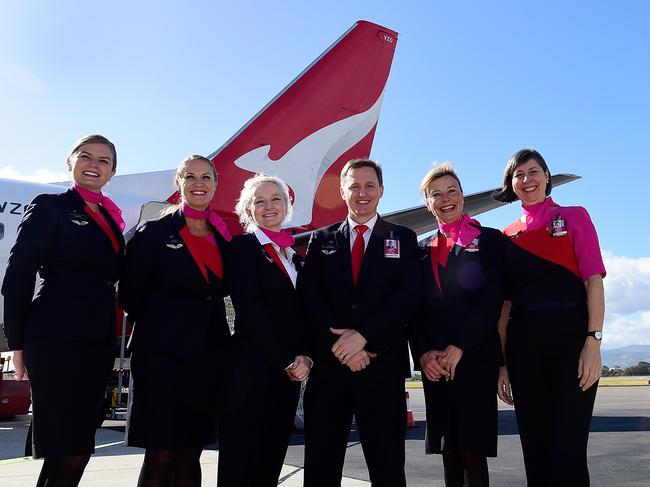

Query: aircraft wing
[382,173,581,235]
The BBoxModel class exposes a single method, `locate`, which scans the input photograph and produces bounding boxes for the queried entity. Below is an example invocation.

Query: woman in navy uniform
[409,163,506,487]
[119,155,232,487]
[217,174,311,487]
[494,149,605,487]
[2,134,125,486]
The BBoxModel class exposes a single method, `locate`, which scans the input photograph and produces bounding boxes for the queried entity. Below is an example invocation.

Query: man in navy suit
[300,159,420,487]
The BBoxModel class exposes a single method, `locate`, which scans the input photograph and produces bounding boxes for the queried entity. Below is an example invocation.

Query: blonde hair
[174,155,217,189]
[419,162,463,195]
[160,155,217,217]
[235,174,293,232]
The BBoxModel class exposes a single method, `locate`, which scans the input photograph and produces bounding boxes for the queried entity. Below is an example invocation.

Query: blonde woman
[120,155,231,487]
[410,163,506,487]
[217,174,311,487]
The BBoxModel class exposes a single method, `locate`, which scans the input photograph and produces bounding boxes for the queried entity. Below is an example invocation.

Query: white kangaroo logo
[234,89,385,227]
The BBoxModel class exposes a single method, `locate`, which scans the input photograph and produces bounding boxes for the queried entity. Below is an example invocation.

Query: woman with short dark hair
[495,148,606,486]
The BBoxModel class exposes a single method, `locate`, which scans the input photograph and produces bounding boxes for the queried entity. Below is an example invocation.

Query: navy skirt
[24,337,114,458]
[423,355,499,457]
[126,342,223,450]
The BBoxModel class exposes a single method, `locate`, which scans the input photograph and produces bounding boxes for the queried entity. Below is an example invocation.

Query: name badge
[465,237,480,252]
[551,214,568,237]
[384,237,400,258]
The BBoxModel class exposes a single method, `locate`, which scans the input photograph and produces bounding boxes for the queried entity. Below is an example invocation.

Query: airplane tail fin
[169,20,398,234]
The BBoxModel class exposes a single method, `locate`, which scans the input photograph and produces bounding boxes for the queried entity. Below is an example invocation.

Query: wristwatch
[586,331,603,340]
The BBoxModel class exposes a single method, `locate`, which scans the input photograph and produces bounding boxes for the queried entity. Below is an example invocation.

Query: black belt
[515,300,582,312]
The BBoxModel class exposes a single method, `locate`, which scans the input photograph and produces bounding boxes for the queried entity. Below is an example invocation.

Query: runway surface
[1,386,648,486]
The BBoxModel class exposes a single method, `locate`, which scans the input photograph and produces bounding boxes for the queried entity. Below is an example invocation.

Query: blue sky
[1,1,649,348]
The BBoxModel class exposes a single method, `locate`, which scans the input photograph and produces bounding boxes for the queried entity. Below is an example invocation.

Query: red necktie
[351,224,368,285]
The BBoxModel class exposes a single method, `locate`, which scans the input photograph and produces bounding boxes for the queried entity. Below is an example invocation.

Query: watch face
[594,331,603,340]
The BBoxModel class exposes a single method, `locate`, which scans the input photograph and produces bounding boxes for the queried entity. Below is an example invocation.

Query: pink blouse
[520,197,606,280]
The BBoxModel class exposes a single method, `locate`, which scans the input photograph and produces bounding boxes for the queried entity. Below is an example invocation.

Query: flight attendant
[494,148,606,486]
[299,159,420,487]
[409,163,506,487]
[119,155,231,487]
[217,174,311,487]
[2,134,125,486]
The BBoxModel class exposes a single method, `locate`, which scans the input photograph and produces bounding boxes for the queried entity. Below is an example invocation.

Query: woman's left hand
[287,355,312,382]
[578,339,601,391]
[439,345,464,380]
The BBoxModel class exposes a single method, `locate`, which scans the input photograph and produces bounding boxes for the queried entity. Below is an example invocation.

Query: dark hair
[340,158,383,186]
[493,148,552,202]
[69,134,117,171]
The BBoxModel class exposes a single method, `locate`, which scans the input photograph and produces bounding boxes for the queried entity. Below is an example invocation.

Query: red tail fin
[171,20,398,235]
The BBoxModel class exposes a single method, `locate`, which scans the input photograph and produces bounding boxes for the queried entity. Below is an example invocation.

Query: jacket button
[351,304,358,310]
[206,296,212,301]
[106,281,113,286]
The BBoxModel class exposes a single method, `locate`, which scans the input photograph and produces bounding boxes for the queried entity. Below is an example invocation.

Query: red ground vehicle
[0,355,30,418]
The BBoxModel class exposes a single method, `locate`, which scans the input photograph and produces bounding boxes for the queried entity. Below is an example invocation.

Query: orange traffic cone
[405,390,415,427]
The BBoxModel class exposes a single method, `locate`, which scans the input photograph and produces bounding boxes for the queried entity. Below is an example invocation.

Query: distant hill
[601,345,650,368]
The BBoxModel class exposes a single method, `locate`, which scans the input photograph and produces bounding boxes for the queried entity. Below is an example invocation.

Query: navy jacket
[2,189,124,350]
[226,232,307,372]
[409,225,506,366]
[119,210,230,359]
[299,216,420,378]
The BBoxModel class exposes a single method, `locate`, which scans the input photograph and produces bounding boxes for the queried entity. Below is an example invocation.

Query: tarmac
[1,385,648,486]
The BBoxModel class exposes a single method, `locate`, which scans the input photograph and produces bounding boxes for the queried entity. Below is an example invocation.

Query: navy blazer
[2,189,125,350]
[119,209,230,359]
[299,216,420,378]
[409,225,506,366]
[226,232,307,372]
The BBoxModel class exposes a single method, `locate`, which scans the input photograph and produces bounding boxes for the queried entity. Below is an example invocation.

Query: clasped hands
[330,327,377,372]
[285,355,312,382]
[419,345,463,382]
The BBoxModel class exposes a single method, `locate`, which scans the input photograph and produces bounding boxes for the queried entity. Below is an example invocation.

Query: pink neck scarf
[181,202,233,241]
[261,227,295,249]
[73,184,125,231]
[521,197,557,231]
[437,213,480,248]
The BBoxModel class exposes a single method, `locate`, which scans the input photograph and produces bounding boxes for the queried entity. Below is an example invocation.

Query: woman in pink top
[494,148,606,487]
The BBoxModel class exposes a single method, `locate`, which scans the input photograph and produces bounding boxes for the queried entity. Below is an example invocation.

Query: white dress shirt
[253,227,298,288]
[347,213,378,252]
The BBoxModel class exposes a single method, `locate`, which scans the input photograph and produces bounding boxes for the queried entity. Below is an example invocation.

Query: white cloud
[602,251,650,348]
[0,164,69,183]
[603,312,650,349]
[603,252,650,315]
